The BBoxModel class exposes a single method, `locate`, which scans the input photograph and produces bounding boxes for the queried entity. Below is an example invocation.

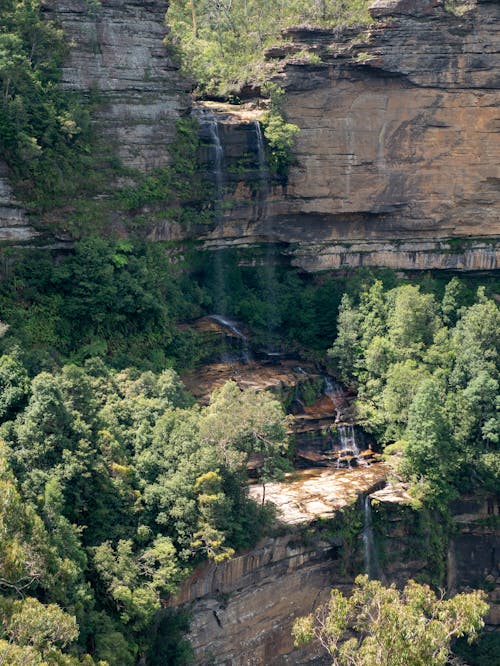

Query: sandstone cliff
[0,0,190,243]
[200,0,500,271]
[169,487,500,666]
[42,0,190,172]
[1,0,499,271]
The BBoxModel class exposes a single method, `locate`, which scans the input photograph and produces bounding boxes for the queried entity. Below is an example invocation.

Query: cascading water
[338,425,360,457]
[253,121,277,351]
[196,107,227,315]
[324,376,345,421]
[362,495,380,579]
[197,107,224,202]
[208,314,245,339]
[208,315,252,364]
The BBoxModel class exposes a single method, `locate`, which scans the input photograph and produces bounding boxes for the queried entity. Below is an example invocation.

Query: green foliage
[0,238,208,371]
[0,596,97,665]
[167,0,372,97]
[444,0,476,17]
[0,352,290,663]
[261,84,300,182]
[293,575,489,666]
[453,632,500,666]
[116,118,214,229]
[329,279,500,504]
[0,0,103,210]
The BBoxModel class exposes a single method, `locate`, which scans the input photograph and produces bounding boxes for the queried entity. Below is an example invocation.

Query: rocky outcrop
[42,0,190,172]
[169,484,499,665]
[1,1,190,246]
[0,162,40,243]
[166,462,388,665]
[447,494,500,627]
[169,533,336,665]
[198,0,500,271]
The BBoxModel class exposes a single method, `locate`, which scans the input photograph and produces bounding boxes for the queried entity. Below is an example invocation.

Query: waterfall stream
[254,120,268,219]
[362,495,380,579]
[196,107,227,314]
[197,107,224,202]
[208,315,252,364]
[338,425,360,457]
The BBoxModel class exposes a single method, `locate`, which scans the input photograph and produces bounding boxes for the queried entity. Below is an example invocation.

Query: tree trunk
[190,0,198,38]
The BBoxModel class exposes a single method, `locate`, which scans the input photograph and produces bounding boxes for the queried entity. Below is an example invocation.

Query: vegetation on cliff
[0,356,289,663]
[0,237,497,664]
[0,0,101,210]
[329,279,500,506]
[167,0,372,97]
[293,574,489,666]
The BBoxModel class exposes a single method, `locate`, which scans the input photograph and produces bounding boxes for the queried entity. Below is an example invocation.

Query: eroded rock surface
[0,162,39,243]
[43,0,190,172]
[249,465,387,524]
[200,0,500,271]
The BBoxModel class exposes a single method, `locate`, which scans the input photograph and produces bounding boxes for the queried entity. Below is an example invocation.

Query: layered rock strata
[0,162,39,243]
[170,484,499,666]
[42,0,190,172]
[1,0,190,244]
[168,465,390,666]
[200,0,500,271]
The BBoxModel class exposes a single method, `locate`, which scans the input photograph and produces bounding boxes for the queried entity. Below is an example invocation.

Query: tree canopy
[293,575,489,666]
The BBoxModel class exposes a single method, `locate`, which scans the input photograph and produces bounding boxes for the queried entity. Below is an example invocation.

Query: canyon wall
[1,0,499,271]
[0,0,190,243]
[169,490,500,666]
[42,0,190,173]
[201,0,500,271]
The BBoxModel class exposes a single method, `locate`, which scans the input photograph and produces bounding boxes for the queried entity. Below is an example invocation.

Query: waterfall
[253,121,276,350]
[362,496,380,579]
[254,121,266,171]
[208,315,252,364]
[208,315,245,340]
[196,107,227,314]
[197,107,225,201]
[254,120,269,223]
[338,425,359,457]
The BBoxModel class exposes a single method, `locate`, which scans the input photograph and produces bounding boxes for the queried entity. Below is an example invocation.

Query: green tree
[293,575,489,666]
[401,377,459,505]
[0,351,30,422]
[0,596,97,665]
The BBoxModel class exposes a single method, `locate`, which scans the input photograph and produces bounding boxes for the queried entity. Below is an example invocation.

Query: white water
[338,424,360,457]
[208,314,246,340]
[324,376,344,408]
[197,108,224,199]
[362,495,380,579]
[196,107,227,313]
[208,315,252,363]
[254,121,266,171]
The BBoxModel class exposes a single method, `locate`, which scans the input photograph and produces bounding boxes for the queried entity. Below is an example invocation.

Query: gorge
[0,1,498,665]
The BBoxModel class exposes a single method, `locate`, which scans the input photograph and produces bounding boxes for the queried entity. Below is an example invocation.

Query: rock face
[1,0,190,245]
[42,0,190,172]
[170,486,499,666]
[200,0,500,271]
[0,162,39,243]
[169,533,336,665]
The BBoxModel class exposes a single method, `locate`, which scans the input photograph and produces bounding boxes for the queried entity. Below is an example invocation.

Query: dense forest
[0,240,498,663]
[0,0,498,665]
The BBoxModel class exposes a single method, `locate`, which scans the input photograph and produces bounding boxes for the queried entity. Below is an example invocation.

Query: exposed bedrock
[169,488,499,666]
[0,162,40,244]
[1,0,190,243]
[41,0,190,173]
[196,0,500,271]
